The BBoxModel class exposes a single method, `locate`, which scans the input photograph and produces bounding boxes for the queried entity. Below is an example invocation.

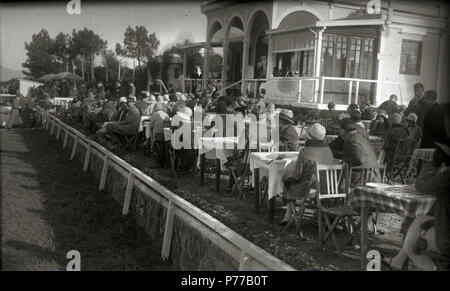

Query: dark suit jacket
[343,132,378,167]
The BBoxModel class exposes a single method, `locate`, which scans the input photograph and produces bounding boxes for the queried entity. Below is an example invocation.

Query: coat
[106,104,140,136]
[283,141,334,200]
[416,168,450,258]
[279,125,299,152]
[343,131,380,185]
[422,103,447,148]
[378,100,399,116]
[383,124,409,162]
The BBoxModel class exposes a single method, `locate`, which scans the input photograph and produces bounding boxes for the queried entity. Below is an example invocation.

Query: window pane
[400,40,422,75]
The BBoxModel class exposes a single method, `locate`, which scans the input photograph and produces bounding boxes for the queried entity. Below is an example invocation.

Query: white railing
[266,76,402,107]
[176,78,222,94]
[35,106,295,271]
[245,79,267,96]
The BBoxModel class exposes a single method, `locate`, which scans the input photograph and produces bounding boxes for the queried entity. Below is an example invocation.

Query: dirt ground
[63,117,408,271]
[0,128,173,271]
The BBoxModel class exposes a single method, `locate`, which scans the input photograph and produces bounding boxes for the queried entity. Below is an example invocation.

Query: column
[221,39,229,95]
[241,38,250,94]
[182,50,187,92]
[313,28,325,103]
[265,34,273,80]
[203,42,211,91]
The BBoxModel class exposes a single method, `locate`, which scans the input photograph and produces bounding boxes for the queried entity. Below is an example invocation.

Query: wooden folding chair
[316,163,358,255]
[120,133,139,151]
[385,138,420,184]
[282,182,316,240]
[349,164,386,235]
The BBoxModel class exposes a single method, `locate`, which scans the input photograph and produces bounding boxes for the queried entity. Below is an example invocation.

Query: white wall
[19,79,42,97]
[378,25,444,105]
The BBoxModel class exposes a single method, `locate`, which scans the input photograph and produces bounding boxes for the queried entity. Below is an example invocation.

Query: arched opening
[248,10,270,79]
[224,16,245,84]
[277,10,320,30]
[206,21,224,80]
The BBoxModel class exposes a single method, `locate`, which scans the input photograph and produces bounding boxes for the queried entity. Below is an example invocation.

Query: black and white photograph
[0,0,449,274]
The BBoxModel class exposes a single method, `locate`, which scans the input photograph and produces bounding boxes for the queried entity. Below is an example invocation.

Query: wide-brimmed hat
[436,142,450,157]
[305,123,326,141]
[176,106,193,122]
[127,95,137,103]
[118,97,128,104]
[378,110,388,119]
[389,113,402,124]
[406,113,418,123]
[279,109,295,124]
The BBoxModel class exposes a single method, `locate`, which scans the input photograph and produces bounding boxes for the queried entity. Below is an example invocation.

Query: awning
[179,41,224,50]
[316,11,386,27]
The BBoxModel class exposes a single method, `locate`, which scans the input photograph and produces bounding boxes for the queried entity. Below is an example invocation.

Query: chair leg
[318,209,323,250]
[323,213,343,256]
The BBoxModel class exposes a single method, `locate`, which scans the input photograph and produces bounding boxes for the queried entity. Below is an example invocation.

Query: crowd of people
[24,77,449,271]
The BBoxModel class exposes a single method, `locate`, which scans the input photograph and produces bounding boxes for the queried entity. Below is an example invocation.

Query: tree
[71,28,107,85]
[116,25,160,89]
[101,50,119,84]
[52,32,72,72]
[22,29,60,78]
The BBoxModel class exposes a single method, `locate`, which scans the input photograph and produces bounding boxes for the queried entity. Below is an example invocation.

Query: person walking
[7,95,22,129]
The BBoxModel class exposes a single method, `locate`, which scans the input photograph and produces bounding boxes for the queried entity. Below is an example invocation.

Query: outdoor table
[198,136,240,192]
[350,183,436,270]
[249,151,299,222]
[138,115,151,136]
[404,148,436,183]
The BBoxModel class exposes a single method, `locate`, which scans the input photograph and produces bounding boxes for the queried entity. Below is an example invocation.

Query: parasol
[54,72,83,81]
[38,73,56,82]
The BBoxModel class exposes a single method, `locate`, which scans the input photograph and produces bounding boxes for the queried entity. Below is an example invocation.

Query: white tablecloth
[139,116,151,139]
[249,152,299,200]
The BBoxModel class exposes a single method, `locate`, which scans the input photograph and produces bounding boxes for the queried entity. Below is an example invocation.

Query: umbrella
[38,73,56,82]
[54,72,83,82]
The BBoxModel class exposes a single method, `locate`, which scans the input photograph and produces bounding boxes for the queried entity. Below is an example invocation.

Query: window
[174,65,180,78]
[400,40,422,75]
[273,50,314,77]
[321,34,374,79]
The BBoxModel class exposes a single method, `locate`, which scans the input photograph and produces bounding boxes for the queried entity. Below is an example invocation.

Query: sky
[0,0,207,70]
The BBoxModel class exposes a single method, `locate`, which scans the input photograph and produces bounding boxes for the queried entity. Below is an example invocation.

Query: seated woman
[148,102,170,167]
[280,124,334,232]
[172,105,196,172]
[383,142,450,271]
[370,110,391,138]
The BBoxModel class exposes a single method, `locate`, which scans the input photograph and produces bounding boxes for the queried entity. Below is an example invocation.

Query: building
[180,0,449,110]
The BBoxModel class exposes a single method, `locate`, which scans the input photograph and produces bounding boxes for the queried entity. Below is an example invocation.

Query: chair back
[319,119,334,134]
[393,138,420,162]
[315,163,347,206]
[348,164,386,189]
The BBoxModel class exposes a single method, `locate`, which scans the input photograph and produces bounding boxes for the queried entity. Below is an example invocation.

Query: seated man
[96,96,140,144]
[278,109,299,151]
[349,109,369,139]
[341,118,380,184]
[384,143,450,271]
[383,112,409,164]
